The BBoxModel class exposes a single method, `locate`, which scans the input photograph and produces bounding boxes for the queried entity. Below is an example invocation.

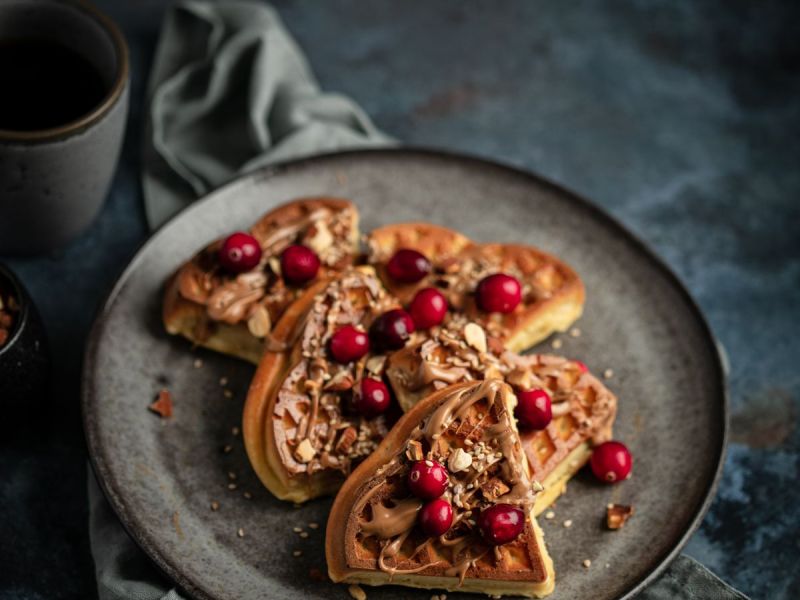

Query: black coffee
[0,39,108,131]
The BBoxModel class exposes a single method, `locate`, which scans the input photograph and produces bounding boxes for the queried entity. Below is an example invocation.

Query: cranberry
[370,309,415,350]
[219,232,262,273]
[418,498,453,537]
[355,378,391,418]
[478,504,525,545]
[386,249,431,283]
[475,273,522,314]
[407,460,449,499]
[590,441,632,483]
[280,244,320,284]
[574,360,589,374]
[409,287,448,329]
[329,325,370,363]
[515,389,552,430]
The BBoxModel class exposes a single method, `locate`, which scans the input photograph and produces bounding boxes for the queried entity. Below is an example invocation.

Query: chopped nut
[231,426,240,436]
[193,359,203,369]
[237,528,245,538]
[348,584,367,600]
[448,448,473,472]
[532,480,544,492]
[606,504,634,530]
[293,526,303,533]
[210,501,219,511]
[480,477,511,501]
[603,368,614,379]
[406,440,424,461]
[431,436,450,459]
[227,471,237,480]
[247,304,272,338]
[292,550,302,557]
[552,338,563,349]
[299,531,309,538]
[219,376,229,386]
[366,355,386,375]
[464,322,487,353]
[545,511,555,520]
[305,220,334,254]
[294,439,316,463]
[223,389,233,399]
[335,427,358,454]
[323,370,354,391]
[222,444,233,454]
[563,519,573,528]
[583,559,591,568]
[243,491,252,499]
[228,483,237,491]
[148,389,173,418]
[569,327,582,338]
[269,257,282,276]
[308,522,319,529]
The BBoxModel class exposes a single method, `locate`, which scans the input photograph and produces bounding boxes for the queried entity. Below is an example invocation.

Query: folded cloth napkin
[89,1,748,599]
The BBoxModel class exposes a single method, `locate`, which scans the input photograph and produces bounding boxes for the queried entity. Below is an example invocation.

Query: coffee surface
[0,39,108,132]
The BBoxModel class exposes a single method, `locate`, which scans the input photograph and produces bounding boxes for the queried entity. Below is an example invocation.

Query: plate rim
[82,146,729,600]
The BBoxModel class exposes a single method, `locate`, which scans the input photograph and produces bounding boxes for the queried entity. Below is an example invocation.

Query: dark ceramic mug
[0,264,49,412]
[0,0,129,256]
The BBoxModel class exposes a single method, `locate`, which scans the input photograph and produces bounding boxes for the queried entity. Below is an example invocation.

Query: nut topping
[606,503,634,529]
[463,322,487,353]
[447,447,473,472]
[406,440,424,461]
[335,427,358,454]
[247,304,272,338]
[294,439,316,463]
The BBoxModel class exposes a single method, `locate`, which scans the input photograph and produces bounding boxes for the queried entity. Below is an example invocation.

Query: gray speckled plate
[82,149,727,600]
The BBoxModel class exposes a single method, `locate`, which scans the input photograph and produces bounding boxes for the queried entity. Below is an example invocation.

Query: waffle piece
[367,223,584,352]
[243,267,400,503]
[163,198,360,364]
[327,379,555,598]
[385,316,617,514]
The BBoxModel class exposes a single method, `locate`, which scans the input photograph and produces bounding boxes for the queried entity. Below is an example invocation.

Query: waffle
[367,223,585,353]
[162,198,360,364]
[242,267,401,503]
[385,315,617,514]
[326,379,555,598]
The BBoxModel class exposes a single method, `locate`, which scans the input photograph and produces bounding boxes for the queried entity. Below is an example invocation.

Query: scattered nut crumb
[551,338,563,349]
[563,519,573,528]
[223,389,233,399]
[532,480,544,492]
[583,559,591,568]
[606,504,634,529]
[237,528,245,538]
[228,483,237,491]
[348,584,366,600]
[210,501,219,511]
[300,531,309,538]
[148,389,173,418]
[227,471,237,480]
[219,376,228,386]
[231,426,240,436]
[545,511,555,520]
[464,322,487,353]
[243,491,252,500]
[222,444,233,454]
[292,550,302,557]
[308,522,319,529]
[193,359,203,368]
[294,439,315,463]
[603,368,614,379]
[569,327,581,338]
[293,526,303,533]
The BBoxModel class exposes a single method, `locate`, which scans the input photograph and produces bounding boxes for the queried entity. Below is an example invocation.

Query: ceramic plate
[83,149,727,600]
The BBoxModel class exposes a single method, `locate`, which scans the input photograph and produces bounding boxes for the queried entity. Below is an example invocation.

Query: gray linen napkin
[89,2,748,599]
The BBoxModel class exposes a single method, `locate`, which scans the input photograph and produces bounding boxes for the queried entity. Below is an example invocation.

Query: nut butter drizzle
[356,379,539,583]
[177,204,356,328]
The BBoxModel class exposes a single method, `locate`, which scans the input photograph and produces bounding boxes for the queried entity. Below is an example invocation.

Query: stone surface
[1,1,798,599]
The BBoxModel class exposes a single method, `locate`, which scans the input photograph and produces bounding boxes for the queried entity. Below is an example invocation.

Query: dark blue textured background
[2,1,798,598]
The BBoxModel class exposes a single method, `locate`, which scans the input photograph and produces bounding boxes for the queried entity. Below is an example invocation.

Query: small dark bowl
[0,264,50,415]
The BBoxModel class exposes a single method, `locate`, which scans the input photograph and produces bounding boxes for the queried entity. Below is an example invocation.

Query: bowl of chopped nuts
[0,263,49,411]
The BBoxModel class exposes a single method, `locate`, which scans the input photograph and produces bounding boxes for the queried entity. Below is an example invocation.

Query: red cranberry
[478,504,525,545]
[476,273,522,314]
[409,287,448,329]
[370,309,415,350]
[515,389,552,430]
[574,360,589,374]
[590,441,632,483]
[386,249,431,283]
[219,232,262,273]
[280,244,320,284]
[418,498,453,537]
[407,460,449,499]
[355,378,391,418]
[329,325,370,363]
